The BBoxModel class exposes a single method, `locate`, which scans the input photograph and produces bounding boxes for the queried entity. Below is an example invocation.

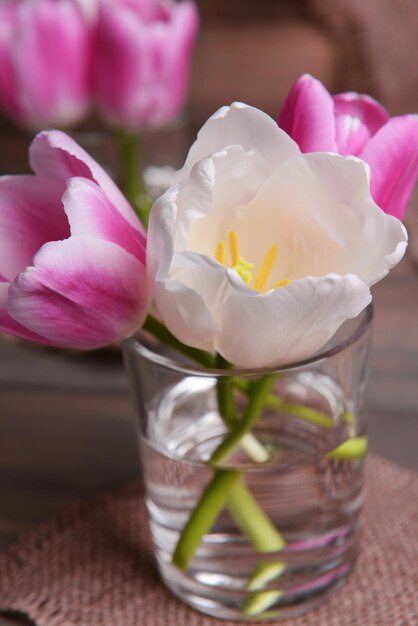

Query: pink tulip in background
[0,131,151,349]
[0,0,92,129]
[278,74,418,221]
[94,0,199,130]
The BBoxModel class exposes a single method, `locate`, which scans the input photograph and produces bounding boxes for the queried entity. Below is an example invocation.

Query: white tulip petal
[154,277,219,352]
[178,146,273,255]
[301,153,408,284]
[214,274,372,368]
[147,186,179,281]
[178,103,300,182]
[147,103,407,368]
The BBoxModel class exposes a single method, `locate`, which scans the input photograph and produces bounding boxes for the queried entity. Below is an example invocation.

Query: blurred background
[0,0,418,572]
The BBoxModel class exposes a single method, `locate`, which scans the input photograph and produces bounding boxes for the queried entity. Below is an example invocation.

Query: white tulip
[147,103,407,368]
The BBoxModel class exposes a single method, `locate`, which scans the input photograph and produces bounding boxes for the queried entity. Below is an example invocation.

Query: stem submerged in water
[172,372,285,572]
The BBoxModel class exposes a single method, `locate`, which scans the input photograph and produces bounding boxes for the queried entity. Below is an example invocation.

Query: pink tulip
[93,0,199,130]
[278,74,418,220]
[0,131,151,349]
[0,0,92,129]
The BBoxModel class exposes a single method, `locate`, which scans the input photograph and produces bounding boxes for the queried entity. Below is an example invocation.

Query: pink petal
[63,177,146,263]
[0,281,52,344]
[29,130,144,233]
[334,114,371,156]
[8,237,151,349]
[0,1,21,120]
[333,92,389,136]
[0,175,69,281]
[277,74,337,152]
[14,0,90,128]
[94,0,198,128]
[360,115,418,220]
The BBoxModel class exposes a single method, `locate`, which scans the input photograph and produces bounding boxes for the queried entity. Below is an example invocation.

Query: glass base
[160,558,355,622]
[141,374,364,621]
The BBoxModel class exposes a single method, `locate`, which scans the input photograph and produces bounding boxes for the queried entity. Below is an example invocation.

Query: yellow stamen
[253,244,278,292]
[271,278,290,290]
[215,240,226,265]
[228,230,240,266]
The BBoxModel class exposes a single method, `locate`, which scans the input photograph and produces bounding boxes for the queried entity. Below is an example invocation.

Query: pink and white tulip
[278,74,418,221]
[93,0,199,130]
[0,131,151,349]
[148,103,407,368]
[0,0,92,129]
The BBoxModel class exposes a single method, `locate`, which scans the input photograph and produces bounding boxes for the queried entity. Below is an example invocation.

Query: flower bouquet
[0,75,416,620]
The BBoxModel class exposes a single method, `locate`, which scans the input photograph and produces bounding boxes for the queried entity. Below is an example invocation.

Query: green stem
[173,374,284,571]
[114,130,153,227]
[142,315,216,368]
[327,436,368,460]
[228,481,285,553]
[234,379,334,429]
[215,354,236,426]
[209,376,276,466]
[217,357,269,462]
[172,469,241,570]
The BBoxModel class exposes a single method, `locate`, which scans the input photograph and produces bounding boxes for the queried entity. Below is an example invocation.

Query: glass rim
[124,303,374,377]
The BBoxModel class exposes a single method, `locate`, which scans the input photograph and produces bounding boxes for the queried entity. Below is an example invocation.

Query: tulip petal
[229,152,406,288]
[29,131,144,232]
[0,1,20,120]
[11,0,90,128]
[333,92,389,136]
[8,237,150,349]
[0,281,52,344]
[177,145,274,253]
[334,115,371,156]
[63,177,146,263]
[214,274,371,368]
[179,102,300,182]
[148,190,219,351]
[277,74,337,152]
[94,0,198,128]
[0,175,69,281]
[360,115,418,220]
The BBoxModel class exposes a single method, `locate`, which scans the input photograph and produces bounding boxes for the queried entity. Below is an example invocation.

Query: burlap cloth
[0,455,417,626]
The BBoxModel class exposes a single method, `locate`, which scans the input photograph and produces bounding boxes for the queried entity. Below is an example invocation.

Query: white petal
[232,152,407,285]
[214,274,372,368]
[178,103,300,182]
[176,145,273,254]
[147,190,219,351]
[153,277,219,352]
[301,153,408,284]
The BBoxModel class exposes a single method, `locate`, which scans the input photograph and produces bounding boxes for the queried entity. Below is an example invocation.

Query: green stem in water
[114,130,153,228]
[173,374,284,571]
[209,376,276,467]
[216,356,269,463]
[327,436,368,460]
[172,469,241,570]
[234,379,334,429]
[228,480,285,553]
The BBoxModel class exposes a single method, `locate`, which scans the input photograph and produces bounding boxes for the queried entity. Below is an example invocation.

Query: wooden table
[0,123,418,624]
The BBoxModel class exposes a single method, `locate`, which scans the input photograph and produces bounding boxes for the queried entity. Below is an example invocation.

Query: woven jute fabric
[0,455,417,626]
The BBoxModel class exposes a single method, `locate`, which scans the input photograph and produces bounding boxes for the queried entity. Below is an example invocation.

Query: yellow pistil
[232,257,254,285]
[228,230,240,266]
[271,278,290,289]
[215,240,226,265]
[253,244,278,292]
[214,233,289,291]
